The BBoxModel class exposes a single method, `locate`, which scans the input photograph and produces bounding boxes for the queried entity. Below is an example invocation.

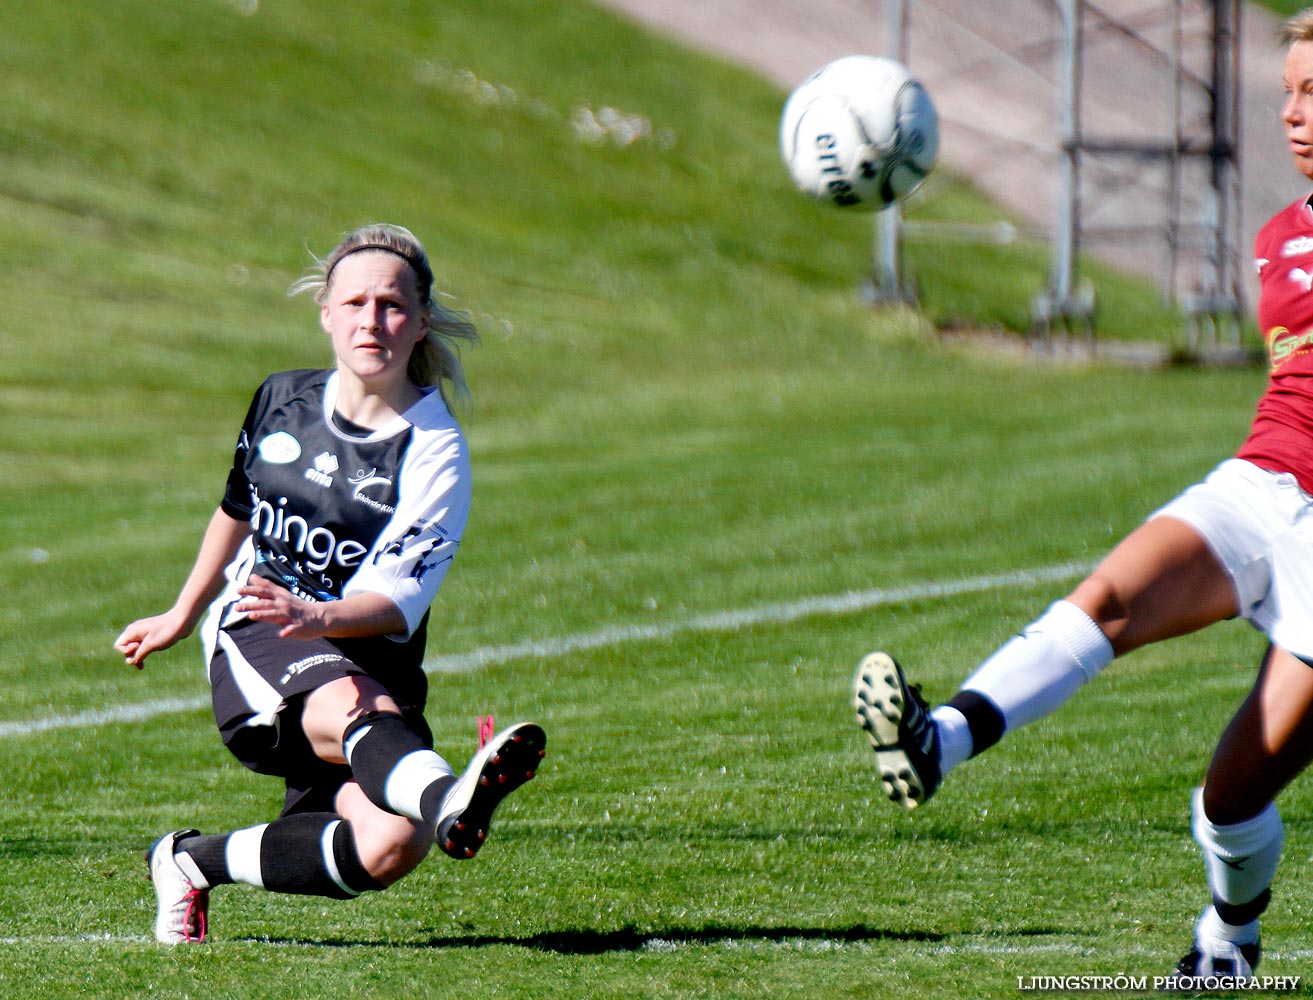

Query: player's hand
[114,609,193,669]
[236,577,326,639]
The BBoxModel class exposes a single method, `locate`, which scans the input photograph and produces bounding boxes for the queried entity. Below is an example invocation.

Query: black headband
[325,243,429,288]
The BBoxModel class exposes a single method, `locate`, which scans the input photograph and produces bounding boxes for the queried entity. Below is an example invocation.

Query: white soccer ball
[780,55,938,212]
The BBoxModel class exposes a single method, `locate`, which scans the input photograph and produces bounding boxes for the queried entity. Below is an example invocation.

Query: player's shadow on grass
[430,925,947,954]
[246,924,1063,953]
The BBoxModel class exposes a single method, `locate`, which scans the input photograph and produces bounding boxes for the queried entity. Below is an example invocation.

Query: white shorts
[1152,458,1313,659]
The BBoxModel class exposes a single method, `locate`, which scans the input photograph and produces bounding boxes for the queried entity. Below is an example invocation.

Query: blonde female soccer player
[116,224,545,943]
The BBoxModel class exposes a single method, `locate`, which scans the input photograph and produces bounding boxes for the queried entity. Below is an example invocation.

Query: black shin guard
[1215,888,1272,927]
[343,711,454,826]
[342,711,431,812]
[946,690,1006,757]
[259,813,384,899]
[175,833,234,886]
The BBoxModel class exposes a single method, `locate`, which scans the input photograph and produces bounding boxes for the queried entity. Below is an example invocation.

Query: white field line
[0,561,1091,740]
[0,933,150,946]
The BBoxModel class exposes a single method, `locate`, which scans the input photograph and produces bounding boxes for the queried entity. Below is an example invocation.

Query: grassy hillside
[1261,0,1311,18]
[0,0,1234,718]
[0,2,1300,998]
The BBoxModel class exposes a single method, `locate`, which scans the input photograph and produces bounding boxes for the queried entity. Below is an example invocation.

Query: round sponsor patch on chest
[257,431,302,464]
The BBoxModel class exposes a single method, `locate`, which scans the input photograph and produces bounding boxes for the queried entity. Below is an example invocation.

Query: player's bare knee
[1066,575,1129,632]
[302,679,403,763]
[354,817,431,886]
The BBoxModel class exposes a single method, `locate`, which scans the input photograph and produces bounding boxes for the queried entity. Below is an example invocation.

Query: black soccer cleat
[436,722,546,860]
[1162,938,1260,990]
[1161,903,1263,990]
[852,651,941,809]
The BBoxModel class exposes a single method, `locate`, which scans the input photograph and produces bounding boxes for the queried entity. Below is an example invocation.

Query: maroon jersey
[1237,195,1313,492]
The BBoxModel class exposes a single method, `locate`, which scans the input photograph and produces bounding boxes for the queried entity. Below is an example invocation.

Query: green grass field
[1,0,1310,996]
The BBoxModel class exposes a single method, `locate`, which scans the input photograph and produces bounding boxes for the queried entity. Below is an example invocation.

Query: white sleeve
[342,423,471,638]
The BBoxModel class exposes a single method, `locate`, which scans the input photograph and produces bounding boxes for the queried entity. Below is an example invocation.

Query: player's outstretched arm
[235,576,408,641]
[114,507,252,668]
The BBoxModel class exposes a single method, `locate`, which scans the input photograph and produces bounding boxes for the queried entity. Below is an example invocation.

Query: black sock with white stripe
[174,832,231,887]
[343,712,456,829]
[260,813,382,897]
[178,815,383,899]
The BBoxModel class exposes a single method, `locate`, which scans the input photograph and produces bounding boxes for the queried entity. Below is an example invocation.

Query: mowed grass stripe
[3,561,1090,739]
[13,932,1311,963]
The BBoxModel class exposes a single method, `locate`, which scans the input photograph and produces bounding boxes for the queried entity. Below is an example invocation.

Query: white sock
[343,720,454,823]
[1193,787,1282,915]
[383,749,455,822]
[959,600,1113,731]
[224,823,269,889]
[931,705,973,775]
[1196,905,1260,948]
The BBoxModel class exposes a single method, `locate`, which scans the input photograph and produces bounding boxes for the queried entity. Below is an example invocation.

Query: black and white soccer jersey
[199,368,471,689]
